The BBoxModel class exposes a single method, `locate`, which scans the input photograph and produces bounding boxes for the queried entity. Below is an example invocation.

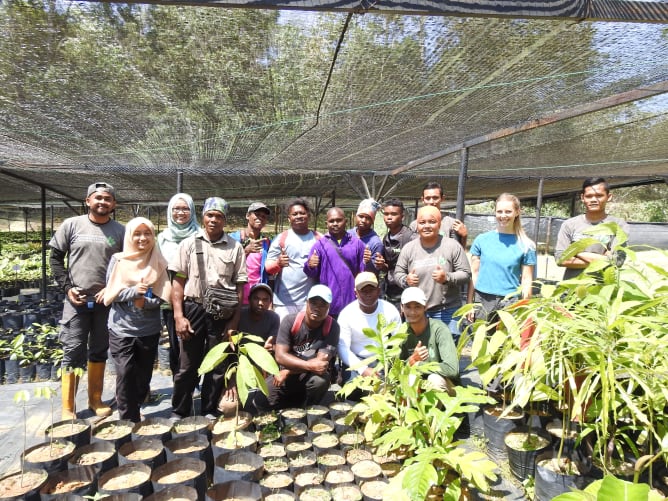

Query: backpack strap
[290,311,332,337]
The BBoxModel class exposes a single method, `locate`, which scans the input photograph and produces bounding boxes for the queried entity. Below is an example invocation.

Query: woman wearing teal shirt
[467,193,536,323]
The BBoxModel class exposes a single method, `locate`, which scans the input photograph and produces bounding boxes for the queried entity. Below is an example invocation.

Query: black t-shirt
[277,312,340,361]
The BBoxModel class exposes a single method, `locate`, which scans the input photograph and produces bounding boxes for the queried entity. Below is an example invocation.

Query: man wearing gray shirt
[555,177,630,281]
[49,182,125,419]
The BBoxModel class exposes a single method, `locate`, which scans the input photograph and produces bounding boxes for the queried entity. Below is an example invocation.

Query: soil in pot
[211,411,253,436]
[254,412,280,428]
[211,429,258,456]
[164,433,212,476]
[282,422,308,445]
[45,419,91,448]
[206,479,261,501]
[280,407,307,426]
[39,465,96,499]
[307,418,335,438]
[534,452,589,501]
[98,494,143,501]
[305,405,329,424]
[338,430,364,451]
[328,401,353,421]
[312,433,339,453]
[331,483,362,501]
[350,459,382,484]
[285,440,313,459]
[144,484,198,501]
[345,448,372,465]
[316,450,346,471]
[504,426,552,481]
[324,466,354,488]
[289,450,317,473]
[360,479,389,501]
[132,417,173,443]
[258,423,282,444]
[171,415,212,440]
[93,419,134,449]
[482,405,525,460]
[118,437,166,469]
[265,456,290,474]
[151,457,207,501]
[298,486,331,501]
[214,450,264,484]
[265,488,296,501]
[0,468,48,501]
[293,467,324,495]
[379,461,401,478]
[68,441,118,474]
[260,471,294,493]
[98,462,153,497]
[258,442,286,459]
[23,439,76,474]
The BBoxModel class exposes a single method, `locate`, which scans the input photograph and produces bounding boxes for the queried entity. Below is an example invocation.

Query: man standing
[265,198,321,321]
[347,198,384,272]
[400,287,459,394]
[395,206,471,342]
[49,182,125,419]
[304,207,368,317]
[169,197,247,419]
[373,199,417,308]
[409,181,468,247]
[229,202,272,304]
[337,272,401,384]
[255,285,340,411]
[555,177,630,280]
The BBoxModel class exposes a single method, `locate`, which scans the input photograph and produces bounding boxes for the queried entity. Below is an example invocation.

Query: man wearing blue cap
[254,284,340,411]
[169,197,247,419]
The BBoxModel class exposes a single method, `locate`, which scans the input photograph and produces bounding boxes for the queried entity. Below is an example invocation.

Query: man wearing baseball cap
[49,181,125,419]
[169,197,247,420]
[254,284,340,411]
[337,272,401,386]
[229,202,272,304]
[400,287,459,394]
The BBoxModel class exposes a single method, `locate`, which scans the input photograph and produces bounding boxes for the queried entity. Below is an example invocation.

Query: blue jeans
[426,306,461,344]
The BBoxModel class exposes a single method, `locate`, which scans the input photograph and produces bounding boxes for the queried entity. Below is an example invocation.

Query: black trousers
[161,308,179,377]
[171,301,230,417]
[254,371,330,413]
[109,331,160,423]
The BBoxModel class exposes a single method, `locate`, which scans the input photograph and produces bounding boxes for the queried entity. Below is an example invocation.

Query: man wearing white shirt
[337,272,401,384]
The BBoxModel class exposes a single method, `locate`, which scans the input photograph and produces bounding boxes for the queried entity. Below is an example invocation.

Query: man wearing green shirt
[400,287,459,394]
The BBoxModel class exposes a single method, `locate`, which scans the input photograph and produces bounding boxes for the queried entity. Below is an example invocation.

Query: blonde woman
[104,218,171,422]
[467,193,536,323]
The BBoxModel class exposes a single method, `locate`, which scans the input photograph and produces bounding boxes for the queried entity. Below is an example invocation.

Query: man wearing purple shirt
[347,198,384,273]
[304,207,369,317]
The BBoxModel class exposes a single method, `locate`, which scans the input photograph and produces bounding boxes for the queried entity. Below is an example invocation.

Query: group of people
[49,176,625,421]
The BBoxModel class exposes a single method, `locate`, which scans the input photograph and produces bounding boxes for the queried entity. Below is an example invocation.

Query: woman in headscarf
[157,193,200,377]
[104,217,171,422]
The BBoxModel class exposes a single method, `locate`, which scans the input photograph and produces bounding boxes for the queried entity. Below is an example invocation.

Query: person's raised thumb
[416,340,423,348]
[411,269,417,275]
[435,264,442,270]
[280,246,287,254]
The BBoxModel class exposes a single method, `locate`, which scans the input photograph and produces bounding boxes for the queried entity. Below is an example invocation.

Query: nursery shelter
[0,0,667,221]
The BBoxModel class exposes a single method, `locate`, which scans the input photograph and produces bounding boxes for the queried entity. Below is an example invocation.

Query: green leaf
[198,341,230,375]
[243,342,279,375]
[402,461,438,501]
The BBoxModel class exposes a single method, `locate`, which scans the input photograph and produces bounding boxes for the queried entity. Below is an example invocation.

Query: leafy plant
[199,331,279,441]
[461,223,668,480]
[339,314,497,499]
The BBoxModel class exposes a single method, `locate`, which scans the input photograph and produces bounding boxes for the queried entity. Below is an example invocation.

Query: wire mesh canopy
[1,1,667,209]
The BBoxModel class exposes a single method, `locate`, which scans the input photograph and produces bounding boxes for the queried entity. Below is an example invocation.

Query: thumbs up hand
[432,264,446,284]
[407,269,420,287]
[410,340,428,365]
[278,246,289,268]
[308,249,320,269]
[363,245,371,264]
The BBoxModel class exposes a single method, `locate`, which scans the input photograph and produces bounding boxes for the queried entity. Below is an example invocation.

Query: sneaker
[204,412,220,422]
[169,413,182,423]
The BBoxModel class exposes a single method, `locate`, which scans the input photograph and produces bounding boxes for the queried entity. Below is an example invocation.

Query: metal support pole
[41,188,47,299]
[534,177,545,250]
[177,170,183,194]
[456,147,469,223]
